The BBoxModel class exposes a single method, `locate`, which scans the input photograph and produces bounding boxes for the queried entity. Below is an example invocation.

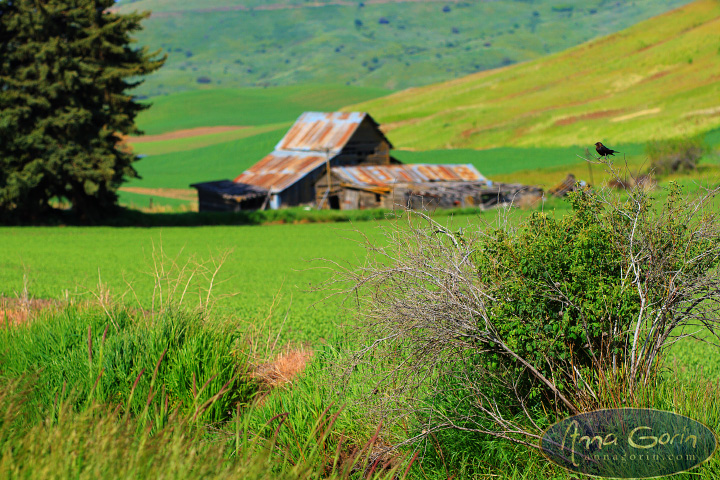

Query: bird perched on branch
[595,142,619,157]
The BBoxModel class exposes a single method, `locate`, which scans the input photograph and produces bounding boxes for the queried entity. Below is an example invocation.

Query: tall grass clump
[0,374,412,479]
[0,239,419,478]
[0,306,257,426]
[0,244,258,425]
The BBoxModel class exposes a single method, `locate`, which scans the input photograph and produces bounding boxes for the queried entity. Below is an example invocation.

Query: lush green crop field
[394,143,649,177]
[3,193,719,380]
[128,127,287,190]
[114,0,690,94]
[2,214,502,343]
[135,85,392,135]
[1,223,353,342]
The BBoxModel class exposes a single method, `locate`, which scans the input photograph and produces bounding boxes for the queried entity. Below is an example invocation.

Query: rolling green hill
[115,0,691,95]
[136,85,391,134]
[347,0,720,149]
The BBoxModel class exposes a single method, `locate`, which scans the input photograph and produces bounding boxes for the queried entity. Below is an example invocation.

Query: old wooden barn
[191,112,396,211]
[191,111,542,212]
[191,111,399,211]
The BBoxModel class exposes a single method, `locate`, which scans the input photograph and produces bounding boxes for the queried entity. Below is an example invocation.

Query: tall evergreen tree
[0,0,165,220]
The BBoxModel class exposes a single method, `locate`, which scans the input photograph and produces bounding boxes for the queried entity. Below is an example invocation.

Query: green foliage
[472,185,720,404]
[0,0,165,219]
[0,307,258,425]
[646,135,707,175]
[474,191,638,400]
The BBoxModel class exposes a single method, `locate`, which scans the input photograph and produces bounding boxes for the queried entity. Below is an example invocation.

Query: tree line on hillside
[0,0,164,221]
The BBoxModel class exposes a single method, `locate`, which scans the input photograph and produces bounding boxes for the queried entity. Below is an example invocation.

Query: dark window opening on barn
[375,194,382,203]
[329,195,340,210]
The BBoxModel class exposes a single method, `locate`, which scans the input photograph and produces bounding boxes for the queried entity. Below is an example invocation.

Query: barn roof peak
[274,111,390,155]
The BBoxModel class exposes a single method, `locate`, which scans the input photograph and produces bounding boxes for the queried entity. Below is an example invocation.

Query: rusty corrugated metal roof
[275,112,374,154]
[332,164,487,187]
[234,150,328,192]
[234,111,395,194]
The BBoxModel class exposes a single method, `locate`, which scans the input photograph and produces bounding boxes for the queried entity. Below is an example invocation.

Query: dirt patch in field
[124,126,246,144]
[641,70,673,83]
[1,297,61,326]
[120,187,198,201]
[555,109,626,127]
[611,108,661,123]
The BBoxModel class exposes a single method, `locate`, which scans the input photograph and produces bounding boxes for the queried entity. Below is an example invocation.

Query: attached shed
[191,180,269,212]
[233,112,399,209]
[314,164,542,210]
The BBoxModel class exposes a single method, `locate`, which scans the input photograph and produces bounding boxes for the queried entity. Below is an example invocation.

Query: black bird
[595,142,619,157]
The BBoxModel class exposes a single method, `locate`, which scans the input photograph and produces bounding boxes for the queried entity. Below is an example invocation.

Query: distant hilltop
[114,0,692,95]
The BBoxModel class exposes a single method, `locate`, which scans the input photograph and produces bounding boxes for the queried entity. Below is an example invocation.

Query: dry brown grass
[0,297,60,326]
[253,348,314,389]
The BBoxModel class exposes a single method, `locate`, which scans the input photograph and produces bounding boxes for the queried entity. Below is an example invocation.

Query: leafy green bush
[646,136,706,175]
[472,190,641,406]
[338,182,720,448]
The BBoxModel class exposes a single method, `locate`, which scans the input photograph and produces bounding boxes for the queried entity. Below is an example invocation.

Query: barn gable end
[232,112,396,208]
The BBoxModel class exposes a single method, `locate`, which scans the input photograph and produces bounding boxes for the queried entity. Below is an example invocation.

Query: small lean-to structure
[190,180,269,212]
[314,163,542,210]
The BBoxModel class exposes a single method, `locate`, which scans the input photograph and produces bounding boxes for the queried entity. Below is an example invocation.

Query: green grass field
[128,127,287,189]
[135,85,392,135]
[5,212,524,343]
[5,187,720,478]
[1,222,370,342]
[114,0,690,95]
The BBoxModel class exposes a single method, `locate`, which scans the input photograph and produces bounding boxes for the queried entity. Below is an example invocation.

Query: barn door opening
[329,195,340,210]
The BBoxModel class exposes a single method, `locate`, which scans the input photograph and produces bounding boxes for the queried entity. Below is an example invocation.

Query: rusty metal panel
[330,164,486,187]
[275,112,367,154]
[235,151,327,192]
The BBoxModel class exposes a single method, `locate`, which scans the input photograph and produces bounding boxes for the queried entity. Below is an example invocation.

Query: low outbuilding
[314,164,542,210]
[190,180,269,212]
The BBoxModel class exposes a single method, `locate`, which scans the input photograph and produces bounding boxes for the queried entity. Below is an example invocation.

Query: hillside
[115,0,691,95]
[134,84,391,134]
[347,0,720,149]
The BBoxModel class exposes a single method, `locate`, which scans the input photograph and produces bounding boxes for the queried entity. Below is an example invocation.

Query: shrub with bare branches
[328,173,720,452]
[646,136,706,175]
